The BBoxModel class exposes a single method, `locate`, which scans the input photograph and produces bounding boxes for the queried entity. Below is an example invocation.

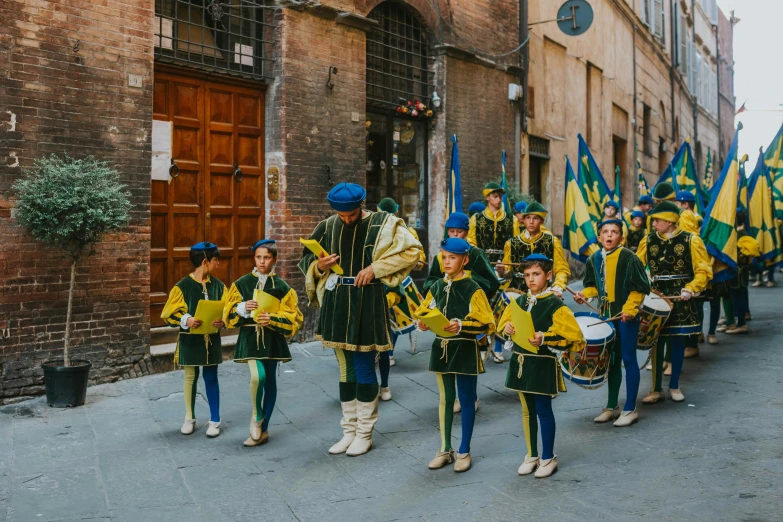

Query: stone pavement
[1,286,782,521]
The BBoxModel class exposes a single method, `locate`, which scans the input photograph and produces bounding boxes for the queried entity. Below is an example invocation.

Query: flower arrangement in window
[395,99,434,118]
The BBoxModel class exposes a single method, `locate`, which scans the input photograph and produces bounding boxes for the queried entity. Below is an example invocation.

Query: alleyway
[1,286,781,521]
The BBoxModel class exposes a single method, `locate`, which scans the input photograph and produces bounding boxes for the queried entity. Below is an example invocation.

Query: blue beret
[250,239,276,251]
[631,210,644,219]
[522,253,552,264]
[604,200,620,209]
[191,242,218,252]
[440,237,471,255]
[514,201,528,213]
[638,195,653,205]
[327,182,366,211]
[444,212,470,231]
[598,219,625,232]
[675,191,696,203]
[468,202,486,215]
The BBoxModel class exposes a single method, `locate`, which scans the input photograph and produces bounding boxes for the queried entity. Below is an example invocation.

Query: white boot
[379,387,392,401]
[249,416,263,441]
[181,418,196,435]
[517,455,540,475]
[206,420,221,438]
[534,456,558,478]
[346,398,378,456]
[328,400,358,454]
[613,410,638,427]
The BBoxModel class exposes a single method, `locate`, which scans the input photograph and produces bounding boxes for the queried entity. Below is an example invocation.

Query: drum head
[643,294,672,312]
[574,312,615,344]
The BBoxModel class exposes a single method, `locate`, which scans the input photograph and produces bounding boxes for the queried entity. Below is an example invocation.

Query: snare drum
[636,293,672,350]
[560,312,615,389]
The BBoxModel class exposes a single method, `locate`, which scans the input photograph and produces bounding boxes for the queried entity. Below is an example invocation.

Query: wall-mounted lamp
[431,91,442,110]
[326,66,338,91]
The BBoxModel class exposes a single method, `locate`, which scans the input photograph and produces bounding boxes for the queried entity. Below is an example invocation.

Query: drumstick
[492,262,524,267]
[565,286,602,314]
[587,313,623,327]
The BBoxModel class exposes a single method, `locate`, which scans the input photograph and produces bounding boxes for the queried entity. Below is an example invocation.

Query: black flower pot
[42,359,92,408]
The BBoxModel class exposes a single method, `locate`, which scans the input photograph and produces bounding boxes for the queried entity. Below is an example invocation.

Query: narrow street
[1,285,780,522]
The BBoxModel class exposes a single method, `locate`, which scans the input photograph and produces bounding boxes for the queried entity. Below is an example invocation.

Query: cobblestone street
[1,285,781,521]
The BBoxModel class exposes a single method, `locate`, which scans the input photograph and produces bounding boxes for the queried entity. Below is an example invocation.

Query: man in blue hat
[299,182,422,457]
[674,191,701,234]
[637,195,653,215]
[513,200,528,230]
[626,210,646,252]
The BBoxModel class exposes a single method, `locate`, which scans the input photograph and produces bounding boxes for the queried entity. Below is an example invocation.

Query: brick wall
[0,0,154,403]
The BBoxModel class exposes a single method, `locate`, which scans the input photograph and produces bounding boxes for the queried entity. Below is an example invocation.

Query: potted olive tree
[14,154,132,407]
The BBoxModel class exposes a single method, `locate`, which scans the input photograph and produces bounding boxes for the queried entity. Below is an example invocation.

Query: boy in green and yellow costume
[467,182,519,263]
[160,242,226,438]
[415,237,495,473]
[299,182,421,457]
[224,239,303,447]
[498,254,585,478]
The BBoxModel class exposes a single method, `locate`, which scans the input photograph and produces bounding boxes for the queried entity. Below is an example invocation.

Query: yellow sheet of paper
[299,238,344,275]
[415,308,455,338]
[251,289,280,321]
[190,300,225,335]
[509,299,537,353]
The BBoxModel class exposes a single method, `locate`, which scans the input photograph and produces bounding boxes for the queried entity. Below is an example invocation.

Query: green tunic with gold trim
[299,211,421,352]
[498,292,585,397]
[468,209,516,263]
[501,231,570,293]
[423,247,500,300]
[160,274,226,367]
[224,271,303,362]
[415,273,495,375]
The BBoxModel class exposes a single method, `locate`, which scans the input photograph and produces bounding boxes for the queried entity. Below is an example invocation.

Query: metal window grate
[154,0,275,81]
[529,136,550,158]
[366,3,433,110]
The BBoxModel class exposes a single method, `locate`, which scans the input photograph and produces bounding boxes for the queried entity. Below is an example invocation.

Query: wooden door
[151,70,265,327]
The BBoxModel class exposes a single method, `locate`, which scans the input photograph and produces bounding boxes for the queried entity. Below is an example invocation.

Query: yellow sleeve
[467,215,478,247]
[161,286,188,328]
[622,291,645,317]
[413,291,435,318]
[386,291,401,309]
[496,299,514,335]
[502,240,512,266]
[582,287,599,299]
[459,289,496,336]
[543,306,586,351]
[636,235,648,265]
[551,236,571,289]
[679,211,700,234]
[408,228,427,263]
[684,235,713,294]
[268,288,304,338]
[223,283,245,328]
[513,220,520,237]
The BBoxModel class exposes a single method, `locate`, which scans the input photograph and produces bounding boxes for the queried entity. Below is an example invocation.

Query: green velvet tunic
[426,277,491,375]
[583,247,651,318]
[167,275,225,367]
[298,212,393,352]
[474,212,515,263]
[505,294,567,397]
[504,232,558,292]
[645,231,699,334]
[423,247,500,301]
[226,274,296,362]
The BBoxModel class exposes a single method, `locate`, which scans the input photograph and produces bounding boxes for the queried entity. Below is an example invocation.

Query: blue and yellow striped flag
[578,134,614,224]
[637,158,650,197]
[655,164,679,192]
[563,156,600,263]
[671,140,706,214]
[747,149,780,263]
[448,134,463,214]
[500,150,512,215]
[737,154,749,216]
[701,124,742,281]
[763,125,783,231]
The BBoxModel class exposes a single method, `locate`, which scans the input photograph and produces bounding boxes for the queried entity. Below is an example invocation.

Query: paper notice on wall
[151,120,172,181]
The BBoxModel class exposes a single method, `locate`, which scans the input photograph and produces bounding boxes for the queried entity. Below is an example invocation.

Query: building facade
[0,0,734,402]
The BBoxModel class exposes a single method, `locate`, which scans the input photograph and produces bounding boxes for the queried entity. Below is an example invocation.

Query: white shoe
[517,455,540,475]
[594,407,618,423]
[491,351,505,364]
[613,410,638,427]
[707,334,718,345]
[249,416,263,441]
[534,456,558,478]
[645,363,653,371]
[669,388,685,402]
[380,387,392,401]
[181,418,196,435]
[206,421,221,438]
[346,399,378,456]
[329,400,357,454]
[453,399,462,413]
[389,356,396,367]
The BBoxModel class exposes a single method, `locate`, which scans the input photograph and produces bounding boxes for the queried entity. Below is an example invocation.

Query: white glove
[551,286,564,299]
[680,289,693,301]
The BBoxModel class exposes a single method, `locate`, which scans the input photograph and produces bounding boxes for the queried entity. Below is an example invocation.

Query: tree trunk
[63,259,77,367]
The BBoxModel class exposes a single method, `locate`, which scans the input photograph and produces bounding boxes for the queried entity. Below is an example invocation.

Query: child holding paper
[224,239,303,447]
[497,254,585,478]
[415,238,495,473]
[160,242,227,437]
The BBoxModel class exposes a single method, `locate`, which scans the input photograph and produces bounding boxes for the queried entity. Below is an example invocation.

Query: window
[643,104,652,157]
[676,4,688,76]
[154,0,274,81]
[642,0,665,42]
[700,0,719,25]
[366,3,434,110]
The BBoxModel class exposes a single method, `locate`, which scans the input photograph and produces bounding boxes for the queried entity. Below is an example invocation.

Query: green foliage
[14,155,132,260]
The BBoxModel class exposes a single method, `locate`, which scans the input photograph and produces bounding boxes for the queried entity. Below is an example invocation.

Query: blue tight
[606,319,641,412]
[248,360,278,431]
[436,374,477,454]
[183,365,220,423]
[652,335,685,391]
[378,332,397,388]
[335,348,379,403]
[520,393,555,460]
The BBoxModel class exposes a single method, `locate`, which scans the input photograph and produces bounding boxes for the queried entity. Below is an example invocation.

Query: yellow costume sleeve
[459,289,496,336]
[684,235,713,294]
[223,282,245,328]
[161,286,188,328]
[636,235,648,265]
[467,215,478,246]
[496,299,514,336]
[582,287,599,299]
[622,291,645,317]
[408,228,427,264]
[371,214,423,287]
[501,239,512,266]
[679,210,700,234]
[513,220,520,237]
[268,288,304,339]
[551,236,571,289]
[543,306,586,351]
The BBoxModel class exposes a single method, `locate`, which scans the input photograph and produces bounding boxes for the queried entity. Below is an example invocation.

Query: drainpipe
[517,0,529,189]
[715,21,722,163]
[691,0,698,148]
[669,0,676,140]
[632,1,638,202]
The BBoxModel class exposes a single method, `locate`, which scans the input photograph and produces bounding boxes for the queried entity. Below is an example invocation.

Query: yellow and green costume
[467,207,519,263]
[500,231,570,293]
